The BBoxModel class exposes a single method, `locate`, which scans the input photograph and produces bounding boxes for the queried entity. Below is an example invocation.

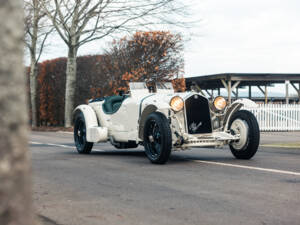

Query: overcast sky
[39,0,300,92]
[184,0,300,77]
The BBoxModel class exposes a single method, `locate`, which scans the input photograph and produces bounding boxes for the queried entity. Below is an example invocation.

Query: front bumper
[180,131,240,148]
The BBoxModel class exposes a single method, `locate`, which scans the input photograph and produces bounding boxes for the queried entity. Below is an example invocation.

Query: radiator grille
[185,94,212,134]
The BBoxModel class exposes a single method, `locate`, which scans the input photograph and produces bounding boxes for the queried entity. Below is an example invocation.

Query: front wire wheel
[74,112,93,154]
[143,112,172,164]
[229,110,260,159]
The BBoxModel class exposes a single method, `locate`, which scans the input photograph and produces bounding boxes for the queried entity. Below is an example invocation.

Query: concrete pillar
[299,82,300,104]
[228,80,232,104]
[289,82,300,104]
[265,86,268,104]
[221,79,234,104]
[285,80,289,104]
[248,86,251,99]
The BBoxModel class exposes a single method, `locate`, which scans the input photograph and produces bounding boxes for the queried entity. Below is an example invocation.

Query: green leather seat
[102,95,127,114]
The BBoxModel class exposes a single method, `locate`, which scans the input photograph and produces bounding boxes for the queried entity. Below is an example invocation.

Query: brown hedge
[28,31,185,126]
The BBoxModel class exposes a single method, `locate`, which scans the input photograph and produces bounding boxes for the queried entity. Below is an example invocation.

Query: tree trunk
[29,0,38,127]
[30,61,38,127]
[0,1,34,225]
[64,46,77,127]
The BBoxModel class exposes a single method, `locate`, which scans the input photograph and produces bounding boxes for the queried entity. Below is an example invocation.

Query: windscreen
[156,82,174,93]
[129,82,148,90]
[129,82,149,96]
[156,82,173,90]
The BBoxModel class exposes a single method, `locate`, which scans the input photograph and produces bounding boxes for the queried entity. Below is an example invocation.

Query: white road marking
[29,141,300,176]
[30,141,43,145]
[29,141,104,152]
[46,143,73,148]
[93,150,105,152]
[57,131,73,134]
[193,160,300,176]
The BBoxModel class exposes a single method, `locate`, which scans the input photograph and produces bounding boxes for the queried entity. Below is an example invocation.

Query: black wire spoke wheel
[143,112,172,164]
[75,120,86,147]
[147,120,162,156]
[74,112,93,154]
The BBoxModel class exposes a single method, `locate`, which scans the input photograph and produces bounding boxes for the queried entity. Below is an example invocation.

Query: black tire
[143,112,172,164]
[74,112,93,154]
[229,110,260,159]
[114,141,138,149]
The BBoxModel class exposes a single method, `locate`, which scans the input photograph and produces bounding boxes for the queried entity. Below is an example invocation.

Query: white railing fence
[243,104,300,131]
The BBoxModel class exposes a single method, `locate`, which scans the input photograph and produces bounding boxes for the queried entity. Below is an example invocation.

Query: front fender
[73,105,108,142]
[156,102,172,115]
[223,99,257,130]
[231,98,258,108]
[73,104,99,128]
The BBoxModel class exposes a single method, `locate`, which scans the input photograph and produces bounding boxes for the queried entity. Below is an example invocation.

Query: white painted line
[29,141,43,145]
[46,143,74,149]
[57,131,73,134]
[29,141,104,152]
[193,160,300,176]
[93,149,105,152]
[30,141,73,149]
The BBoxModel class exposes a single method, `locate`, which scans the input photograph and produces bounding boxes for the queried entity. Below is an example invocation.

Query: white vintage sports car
[73,82,260,164]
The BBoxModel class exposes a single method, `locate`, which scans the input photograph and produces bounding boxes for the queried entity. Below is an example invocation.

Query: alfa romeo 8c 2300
[73,82,260,164]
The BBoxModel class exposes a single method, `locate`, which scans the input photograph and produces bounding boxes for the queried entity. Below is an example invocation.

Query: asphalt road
[30,131,300,225]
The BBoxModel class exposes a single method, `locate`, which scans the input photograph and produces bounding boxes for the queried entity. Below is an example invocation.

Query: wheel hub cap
[231,119,248,150]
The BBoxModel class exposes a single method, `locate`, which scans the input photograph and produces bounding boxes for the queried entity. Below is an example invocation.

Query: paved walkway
[261,132,300,148]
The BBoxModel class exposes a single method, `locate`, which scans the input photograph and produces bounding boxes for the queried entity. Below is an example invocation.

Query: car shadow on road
[92,150,146,157]
[63,148,243,165]
[63,149,146,157]
[169,154,239,164]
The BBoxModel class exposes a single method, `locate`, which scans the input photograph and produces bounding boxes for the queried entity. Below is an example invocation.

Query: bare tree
[0,0,34,225]
[99,31,184,94]
[41,0,190,127]
[24,0,52,127]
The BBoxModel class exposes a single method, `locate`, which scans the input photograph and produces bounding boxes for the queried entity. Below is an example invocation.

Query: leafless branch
[24,0,53,64]
[41,0,192,50]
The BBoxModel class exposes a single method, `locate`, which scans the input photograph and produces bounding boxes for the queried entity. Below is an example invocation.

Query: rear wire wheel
[74,112,93,154]
[143,112,172,164]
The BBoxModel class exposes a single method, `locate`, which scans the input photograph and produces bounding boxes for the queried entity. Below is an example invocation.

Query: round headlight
[170,96,184,112]
[213,96,227,111]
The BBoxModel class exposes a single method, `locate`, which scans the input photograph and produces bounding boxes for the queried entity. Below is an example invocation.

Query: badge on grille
[189,121,202,133]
